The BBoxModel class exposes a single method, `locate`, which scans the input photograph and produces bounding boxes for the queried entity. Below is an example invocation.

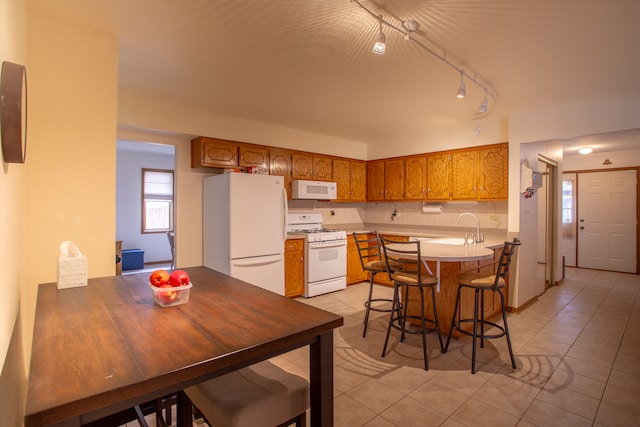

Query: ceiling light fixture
[456,71,466,98]
[371,15,386,55]
[352,0,496,118]
[578,147,593,155]
[479,90,488,113]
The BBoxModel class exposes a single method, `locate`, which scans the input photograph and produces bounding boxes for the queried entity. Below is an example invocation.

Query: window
[142,168,174,233]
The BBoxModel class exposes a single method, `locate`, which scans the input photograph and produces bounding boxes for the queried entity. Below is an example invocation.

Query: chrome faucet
[457,212,484,244]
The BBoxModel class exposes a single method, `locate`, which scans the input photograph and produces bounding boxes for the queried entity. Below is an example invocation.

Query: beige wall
[1,0,28,424]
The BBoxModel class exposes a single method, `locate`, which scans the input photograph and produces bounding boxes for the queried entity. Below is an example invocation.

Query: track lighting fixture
[479,90,488,113]
[352,0,496,117]
[456,71,466,98]
[372,15,385,55]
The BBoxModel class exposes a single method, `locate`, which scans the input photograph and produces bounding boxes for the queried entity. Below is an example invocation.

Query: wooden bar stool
[444,238,521,374]
[379,237,445,371]
[184,360,309,427]
[353,231,399,337]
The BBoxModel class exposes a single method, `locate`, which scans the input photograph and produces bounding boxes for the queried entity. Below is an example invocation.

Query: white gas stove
[286,213,347,297]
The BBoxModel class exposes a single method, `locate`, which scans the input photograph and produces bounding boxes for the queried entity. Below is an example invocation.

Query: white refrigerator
[203,173,288,295]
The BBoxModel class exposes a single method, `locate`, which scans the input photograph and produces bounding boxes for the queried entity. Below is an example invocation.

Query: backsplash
[288,200,508,230]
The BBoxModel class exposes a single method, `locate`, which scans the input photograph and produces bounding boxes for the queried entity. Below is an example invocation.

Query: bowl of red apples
[149,269,192,307]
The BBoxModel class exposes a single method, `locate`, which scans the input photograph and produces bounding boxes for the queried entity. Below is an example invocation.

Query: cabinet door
[291,153,314,180]
[239,145,269,169]
[426,153,451,200]
[385,159,405,200]
[333,158,351,201]
[405,156,427,200]
[284,239,304,297]
[451,150,478,200]
[191,137,238,168]
[367,160,385,201]
[350,161,367,202]
[478,144,508,200]
[269,148,292,199]
[347,235,368,284]
[313,155,333,181]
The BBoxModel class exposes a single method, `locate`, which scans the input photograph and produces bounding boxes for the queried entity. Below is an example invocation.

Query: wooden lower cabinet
[347,235,368,285]
[284,239,305,297]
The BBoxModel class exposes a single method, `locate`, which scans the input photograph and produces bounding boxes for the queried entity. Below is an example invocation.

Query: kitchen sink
[426,237,467,245]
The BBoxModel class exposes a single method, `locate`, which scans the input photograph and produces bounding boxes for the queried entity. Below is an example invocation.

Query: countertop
[287,223,508,260]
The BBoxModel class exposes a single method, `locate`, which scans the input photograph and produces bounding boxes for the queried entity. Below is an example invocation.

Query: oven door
[306,240,347,283]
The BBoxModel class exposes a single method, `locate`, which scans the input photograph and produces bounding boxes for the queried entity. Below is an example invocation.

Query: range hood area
[291,180,337,200]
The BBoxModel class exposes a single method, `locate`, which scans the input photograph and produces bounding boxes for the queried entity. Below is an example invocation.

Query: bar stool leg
[499,289,517,369]
[382,283,401,357]
[362,272,377,337]
[444,285,462,353]
[430,284,445,352]
[418,286,429,371]
[472,289,480,374]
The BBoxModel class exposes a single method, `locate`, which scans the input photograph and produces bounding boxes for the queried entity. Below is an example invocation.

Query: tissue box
[57,255,88,289]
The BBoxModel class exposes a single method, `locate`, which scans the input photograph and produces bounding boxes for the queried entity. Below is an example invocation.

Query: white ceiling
[30,0,640,154]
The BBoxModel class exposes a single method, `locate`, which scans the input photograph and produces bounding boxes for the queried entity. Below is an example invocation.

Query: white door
[577,170,637,273]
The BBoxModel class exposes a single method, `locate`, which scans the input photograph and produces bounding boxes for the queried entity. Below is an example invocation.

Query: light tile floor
[132,267,640,426]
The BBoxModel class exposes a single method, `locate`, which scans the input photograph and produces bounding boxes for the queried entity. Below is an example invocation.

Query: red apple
[149,269,170,287]
[169,269,190,287]
[156,284,177,304]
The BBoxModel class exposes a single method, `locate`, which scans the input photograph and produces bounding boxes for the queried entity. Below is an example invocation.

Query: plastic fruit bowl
[149,282,192,307]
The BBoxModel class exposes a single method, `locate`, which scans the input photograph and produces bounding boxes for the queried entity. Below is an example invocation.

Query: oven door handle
[308,242,347,249]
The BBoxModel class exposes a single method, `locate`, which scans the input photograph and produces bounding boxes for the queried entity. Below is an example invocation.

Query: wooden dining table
[24,266,343,427]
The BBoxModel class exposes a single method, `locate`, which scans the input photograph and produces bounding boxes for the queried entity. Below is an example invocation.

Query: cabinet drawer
[285,239,304,252]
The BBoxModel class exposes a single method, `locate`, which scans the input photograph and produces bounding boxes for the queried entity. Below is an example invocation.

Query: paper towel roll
[422,203,443,213]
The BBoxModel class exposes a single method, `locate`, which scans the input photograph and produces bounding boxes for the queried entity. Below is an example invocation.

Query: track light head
[456,72,466,98]
[372,32,386,55]
[479,91,488,113]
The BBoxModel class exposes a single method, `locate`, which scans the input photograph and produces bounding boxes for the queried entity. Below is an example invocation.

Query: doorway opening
[538,154,559,288]
[116,140,177,274]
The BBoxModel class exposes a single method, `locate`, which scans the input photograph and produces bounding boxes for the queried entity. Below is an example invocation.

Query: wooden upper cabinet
[478,144,508,199]
[451,150,478,200]
[333,158,351,201]
[291,153,314,180]
[191,137,238,168]
[334,159,366,202]
[313,155,333,181]
[291,153,333,181]
[426,152,451,200]
[385,159,405,200]
[269,148,293,199]
[239,145,269,169]
[405,156,427,200]
[350,160,367,201]
[367,160,385,201]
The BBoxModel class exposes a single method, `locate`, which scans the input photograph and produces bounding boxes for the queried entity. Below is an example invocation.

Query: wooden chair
[444,238,521,374]
[166,231,175,269]
[379,237,445,370]
[352,231,399,337]
[184,360,309,427]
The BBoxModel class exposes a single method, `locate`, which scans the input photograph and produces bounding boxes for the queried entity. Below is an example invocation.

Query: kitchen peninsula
[343,226,509,336]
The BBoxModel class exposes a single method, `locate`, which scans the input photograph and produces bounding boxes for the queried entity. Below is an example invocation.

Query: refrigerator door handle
[232,254,283,267]
[282,187,289,242]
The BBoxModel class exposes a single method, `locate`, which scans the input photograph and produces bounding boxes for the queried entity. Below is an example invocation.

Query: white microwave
[291,180,337,200]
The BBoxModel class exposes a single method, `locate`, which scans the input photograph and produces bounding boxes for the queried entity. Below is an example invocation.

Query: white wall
[563,147,640,171]
[116,143,175,263]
